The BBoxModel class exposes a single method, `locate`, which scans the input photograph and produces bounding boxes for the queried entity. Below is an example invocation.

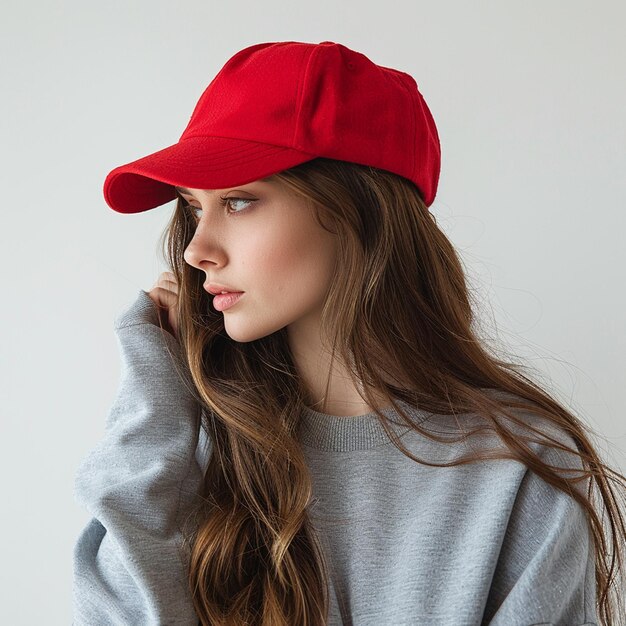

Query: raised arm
[72,289,210,625]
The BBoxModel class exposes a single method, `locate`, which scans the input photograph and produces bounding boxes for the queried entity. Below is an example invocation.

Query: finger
[161,271,177,282]
[156,273,179,293]
[152,276,178,291]
[150,287,178,308]
[156,280,178,295]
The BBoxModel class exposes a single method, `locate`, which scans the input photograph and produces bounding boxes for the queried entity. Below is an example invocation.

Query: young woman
[72,40,626,625]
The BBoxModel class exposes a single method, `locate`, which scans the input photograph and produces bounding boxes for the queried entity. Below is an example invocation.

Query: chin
[222,318,284,343]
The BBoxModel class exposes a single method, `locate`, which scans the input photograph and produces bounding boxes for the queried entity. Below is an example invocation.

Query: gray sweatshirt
[72,289,598,625]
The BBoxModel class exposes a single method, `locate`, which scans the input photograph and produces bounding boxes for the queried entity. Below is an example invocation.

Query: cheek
[251,224,336,300]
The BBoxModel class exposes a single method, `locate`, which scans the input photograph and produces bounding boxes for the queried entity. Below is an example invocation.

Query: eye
[183,196,255,220]
[184,203,202,220]
[220,196,254,214]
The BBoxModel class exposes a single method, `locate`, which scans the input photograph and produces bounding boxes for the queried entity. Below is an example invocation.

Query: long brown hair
[157,157,626,625]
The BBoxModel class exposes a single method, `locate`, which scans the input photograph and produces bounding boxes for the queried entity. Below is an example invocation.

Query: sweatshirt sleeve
[485,425,598,626]
[72,289,210,626]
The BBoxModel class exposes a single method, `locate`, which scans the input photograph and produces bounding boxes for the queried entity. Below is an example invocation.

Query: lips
[212,291,244,312]
[204,283,244,296]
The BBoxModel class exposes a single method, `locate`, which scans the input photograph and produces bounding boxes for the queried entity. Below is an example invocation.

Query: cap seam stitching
[292,45,319,151]
[392,71,417,179]
[178,133,319,158]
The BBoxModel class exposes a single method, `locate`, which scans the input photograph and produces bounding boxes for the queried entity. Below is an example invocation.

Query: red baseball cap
[103,40,441,214]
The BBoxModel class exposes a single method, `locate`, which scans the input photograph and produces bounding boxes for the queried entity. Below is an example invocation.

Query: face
[181,177,339,344]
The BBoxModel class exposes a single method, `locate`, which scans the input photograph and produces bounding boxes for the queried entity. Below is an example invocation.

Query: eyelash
[182,196,254,219]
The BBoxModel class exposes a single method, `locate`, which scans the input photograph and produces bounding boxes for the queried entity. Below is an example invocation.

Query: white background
[1,1,624,623]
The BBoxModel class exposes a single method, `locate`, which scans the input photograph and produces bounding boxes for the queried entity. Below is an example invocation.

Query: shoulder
[396,395,590,505]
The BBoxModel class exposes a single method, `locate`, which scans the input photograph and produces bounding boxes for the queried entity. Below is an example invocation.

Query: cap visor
[103,135,318,214]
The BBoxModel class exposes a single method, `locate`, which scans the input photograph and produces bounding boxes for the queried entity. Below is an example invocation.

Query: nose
[183,224,223,270]
[183,233,198,266]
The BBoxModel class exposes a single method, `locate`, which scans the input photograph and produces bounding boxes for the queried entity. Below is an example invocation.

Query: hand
[147,272,180,340]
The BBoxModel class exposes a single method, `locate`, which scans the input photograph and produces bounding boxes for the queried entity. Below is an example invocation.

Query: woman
[72,40,626,625]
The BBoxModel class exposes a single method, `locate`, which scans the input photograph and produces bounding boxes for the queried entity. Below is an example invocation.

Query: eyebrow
[174,177,274,196]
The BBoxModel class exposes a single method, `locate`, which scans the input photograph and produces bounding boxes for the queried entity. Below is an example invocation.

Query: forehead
[174,176,276,195]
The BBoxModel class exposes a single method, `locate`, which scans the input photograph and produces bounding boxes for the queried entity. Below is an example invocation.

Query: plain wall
[1,0,624,623]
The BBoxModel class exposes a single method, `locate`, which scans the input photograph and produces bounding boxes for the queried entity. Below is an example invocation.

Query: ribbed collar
[298,398,431,452]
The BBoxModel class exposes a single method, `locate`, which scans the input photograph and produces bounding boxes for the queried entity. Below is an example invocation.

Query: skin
[148,176,387,417]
